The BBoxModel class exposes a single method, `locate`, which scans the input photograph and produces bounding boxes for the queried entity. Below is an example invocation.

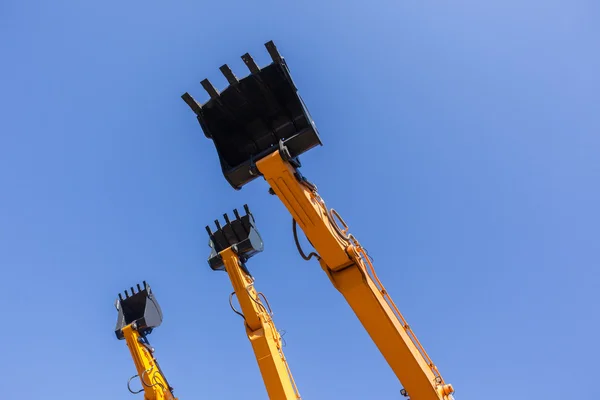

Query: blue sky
[1,1,598,399]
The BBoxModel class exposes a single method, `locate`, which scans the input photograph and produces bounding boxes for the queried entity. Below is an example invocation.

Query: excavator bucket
[114,281,163,340]
[206,204,264,271]
[182,40,322,189]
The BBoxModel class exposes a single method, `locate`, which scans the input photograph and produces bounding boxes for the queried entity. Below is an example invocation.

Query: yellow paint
[220,247,301,400]
[256,151,454,400]
[122,324,177,400]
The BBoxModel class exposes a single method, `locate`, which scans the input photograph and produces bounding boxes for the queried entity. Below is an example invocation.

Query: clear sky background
[1,1,598,399]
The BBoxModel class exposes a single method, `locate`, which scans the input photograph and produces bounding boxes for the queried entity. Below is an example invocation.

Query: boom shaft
[256,151,454,400]
[122,325,177,400]
[220,247,301,400]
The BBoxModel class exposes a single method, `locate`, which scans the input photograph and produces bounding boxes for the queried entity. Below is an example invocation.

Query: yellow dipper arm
[122,324,177,400]
[256,150,454,400]
[220,247,301,400]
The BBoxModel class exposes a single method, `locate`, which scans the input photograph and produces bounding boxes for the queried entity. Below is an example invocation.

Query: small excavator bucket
[182,40,322,189]
[114,281,163,340]
[206,204,264,271]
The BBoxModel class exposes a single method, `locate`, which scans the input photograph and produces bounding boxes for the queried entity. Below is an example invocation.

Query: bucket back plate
[182,40,322,189]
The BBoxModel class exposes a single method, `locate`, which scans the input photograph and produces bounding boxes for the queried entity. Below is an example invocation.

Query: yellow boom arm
[220,247,301,400]
[256,151,454,400]
[122,324,177,400]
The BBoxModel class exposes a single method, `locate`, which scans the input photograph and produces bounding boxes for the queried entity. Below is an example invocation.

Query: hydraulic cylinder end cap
[437,383,454,396]
[114,281,163,340]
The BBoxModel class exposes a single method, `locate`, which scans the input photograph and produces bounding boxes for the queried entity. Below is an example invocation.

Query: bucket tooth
[181,92,202,116]
[182,40,322,189]
[265,40,283,64]
[241,53,260,74]
[206,205,264,271]
[114,282,163,340]
[220,64,239,86]
[201,78,220,100]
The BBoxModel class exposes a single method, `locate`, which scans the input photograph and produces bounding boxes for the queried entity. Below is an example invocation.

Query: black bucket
[114,281,163,340]
[206,204,264,271]
[182,40,322,189]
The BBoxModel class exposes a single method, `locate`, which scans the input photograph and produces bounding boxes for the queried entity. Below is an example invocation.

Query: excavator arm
[114,282,178,400]
[257,151,454,400]
[182,41,455,400]
[206,205,301,400]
